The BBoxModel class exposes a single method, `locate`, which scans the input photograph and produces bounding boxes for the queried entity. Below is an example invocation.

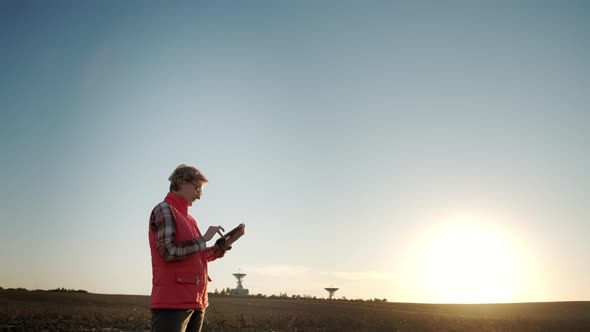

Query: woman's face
[179,180,205,203]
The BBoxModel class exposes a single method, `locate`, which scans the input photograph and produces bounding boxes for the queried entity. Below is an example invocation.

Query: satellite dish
[324,287,339,300]
[231,271,249,296]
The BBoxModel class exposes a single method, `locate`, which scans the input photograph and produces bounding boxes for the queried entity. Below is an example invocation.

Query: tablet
[220,223,245,241]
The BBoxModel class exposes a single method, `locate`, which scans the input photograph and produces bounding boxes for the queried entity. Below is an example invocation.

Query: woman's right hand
[203,226,225,242]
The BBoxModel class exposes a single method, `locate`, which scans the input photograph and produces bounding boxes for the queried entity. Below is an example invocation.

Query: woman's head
[169,164,208,202]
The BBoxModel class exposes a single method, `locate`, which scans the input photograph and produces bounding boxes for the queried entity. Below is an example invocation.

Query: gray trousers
[151,308,206,332]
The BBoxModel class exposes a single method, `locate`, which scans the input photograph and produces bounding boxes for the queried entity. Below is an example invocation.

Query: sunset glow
[419,219,525,303]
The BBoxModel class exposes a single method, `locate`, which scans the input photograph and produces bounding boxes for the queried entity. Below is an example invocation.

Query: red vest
[149,192,210,309]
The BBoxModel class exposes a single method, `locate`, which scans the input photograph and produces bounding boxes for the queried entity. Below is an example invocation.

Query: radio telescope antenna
[233,273,246,289]
[324,286,339,300]
[231,269,249,296]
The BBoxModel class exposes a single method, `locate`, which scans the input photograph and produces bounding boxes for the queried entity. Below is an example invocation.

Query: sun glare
[419,219,524,303]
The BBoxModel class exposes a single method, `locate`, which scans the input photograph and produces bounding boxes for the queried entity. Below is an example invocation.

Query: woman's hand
[203,226,225,242]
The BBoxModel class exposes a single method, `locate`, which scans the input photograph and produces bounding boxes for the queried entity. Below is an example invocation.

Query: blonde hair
[168,164,208,191]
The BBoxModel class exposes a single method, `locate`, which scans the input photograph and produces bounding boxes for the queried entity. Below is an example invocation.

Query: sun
[418,219,524,303]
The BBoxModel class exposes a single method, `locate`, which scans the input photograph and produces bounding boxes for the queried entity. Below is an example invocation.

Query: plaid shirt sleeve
[149,202,207,262]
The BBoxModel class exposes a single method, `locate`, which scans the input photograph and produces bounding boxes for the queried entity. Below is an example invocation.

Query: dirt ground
[1,290,589,331]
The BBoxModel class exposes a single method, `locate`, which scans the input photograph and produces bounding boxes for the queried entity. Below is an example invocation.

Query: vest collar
[165,191,190,216]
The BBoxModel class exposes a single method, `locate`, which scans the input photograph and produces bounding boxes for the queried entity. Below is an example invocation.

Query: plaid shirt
[150,201,224,262]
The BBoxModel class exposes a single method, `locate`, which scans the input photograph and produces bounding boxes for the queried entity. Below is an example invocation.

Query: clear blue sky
[1,0,589,303]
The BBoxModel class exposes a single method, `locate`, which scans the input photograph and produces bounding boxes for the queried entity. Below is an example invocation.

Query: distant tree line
[1,286,386,302]
[0,287,30,292]
[48,287,89,293]
[0,287,88,293]
[211,287,233,296]
[208,288,387,303]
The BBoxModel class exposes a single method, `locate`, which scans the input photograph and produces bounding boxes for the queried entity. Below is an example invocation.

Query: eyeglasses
[190,182,203,194]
